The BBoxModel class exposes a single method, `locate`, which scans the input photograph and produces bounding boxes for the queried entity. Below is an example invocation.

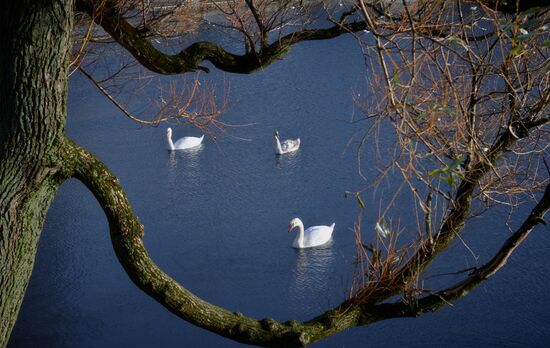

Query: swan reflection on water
[275,149,301,170]
[167,144,203,187]
[289,243,336,315]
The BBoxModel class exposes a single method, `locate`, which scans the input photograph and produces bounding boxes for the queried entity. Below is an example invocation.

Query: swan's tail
[330,223,335,230]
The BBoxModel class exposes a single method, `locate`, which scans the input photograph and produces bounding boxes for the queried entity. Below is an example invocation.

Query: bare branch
[78,66,225,130]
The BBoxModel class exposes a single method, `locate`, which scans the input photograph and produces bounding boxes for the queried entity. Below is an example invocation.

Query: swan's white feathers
[166,128,203,150]
[173,135,204,149]
[290,218,334,249]
[275,131,300,155]
[281,138,300,152]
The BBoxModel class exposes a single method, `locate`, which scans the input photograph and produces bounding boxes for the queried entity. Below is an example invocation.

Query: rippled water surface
[9,34,550,347]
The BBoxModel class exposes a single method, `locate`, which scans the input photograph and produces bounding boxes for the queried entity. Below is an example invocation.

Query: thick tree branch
[74,134,530,346]
[75,0,367,74]
[65,139,395,347]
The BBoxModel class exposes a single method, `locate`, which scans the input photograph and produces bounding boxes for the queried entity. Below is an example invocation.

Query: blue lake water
[9,34,550,347]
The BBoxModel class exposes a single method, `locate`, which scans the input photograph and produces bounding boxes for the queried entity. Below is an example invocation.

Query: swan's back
[281,138,300,153]
[174,135,204,149]
[294,223,334,248]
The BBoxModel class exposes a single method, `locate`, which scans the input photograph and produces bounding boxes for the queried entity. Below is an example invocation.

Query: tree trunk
[0,1,73,346]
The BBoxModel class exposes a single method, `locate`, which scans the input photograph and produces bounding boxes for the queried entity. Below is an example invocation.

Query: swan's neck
[275,136,283,154]
[167,134,175,150]
[295,221,305,247]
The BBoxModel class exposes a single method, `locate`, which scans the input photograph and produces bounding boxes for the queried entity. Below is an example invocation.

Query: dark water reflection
[9,33,550,348]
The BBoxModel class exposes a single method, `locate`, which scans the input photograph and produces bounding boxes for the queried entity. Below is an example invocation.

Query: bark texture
[0,1,73,346]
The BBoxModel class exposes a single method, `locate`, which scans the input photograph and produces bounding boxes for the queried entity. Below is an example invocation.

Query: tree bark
[0,1,73,346]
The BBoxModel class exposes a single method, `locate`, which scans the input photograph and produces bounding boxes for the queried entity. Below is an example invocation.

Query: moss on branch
[65,140,378,347]
[54,114,549,346]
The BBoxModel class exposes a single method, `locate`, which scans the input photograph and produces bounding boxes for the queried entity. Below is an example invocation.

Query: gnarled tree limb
[64,135,550,346]
[75,0,367,74]
[65,139,375,347]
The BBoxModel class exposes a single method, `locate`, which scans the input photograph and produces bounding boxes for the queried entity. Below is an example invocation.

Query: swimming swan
[166,128,204,150]
[288,218,335,249]
[274,131,300,155]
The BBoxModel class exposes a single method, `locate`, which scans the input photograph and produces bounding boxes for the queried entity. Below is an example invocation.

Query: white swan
[166,128,204,150]
[288,218,335,249]
[274,131,300,155]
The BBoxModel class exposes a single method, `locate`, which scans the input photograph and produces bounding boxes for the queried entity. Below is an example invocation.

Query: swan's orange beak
[288,225,294,233]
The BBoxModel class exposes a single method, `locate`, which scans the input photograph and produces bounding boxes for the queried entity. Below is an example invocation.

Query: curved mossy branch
[64,140,386,347]
[75,0,367,74]
[70,136,512,345]
[61,126,549,346]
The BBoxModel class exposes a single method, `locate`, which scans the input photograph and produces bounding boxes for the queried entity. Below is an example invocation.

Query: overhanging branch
[75,0,367,74]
